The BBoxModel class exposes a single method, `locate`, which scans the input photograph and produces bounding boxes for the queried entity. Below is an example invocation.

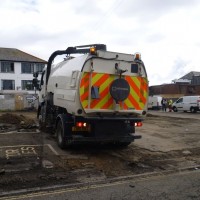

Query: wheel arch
[55,114,66,131]
[55,113,72,136]
[173,106,178,112]
[190,106,197,113]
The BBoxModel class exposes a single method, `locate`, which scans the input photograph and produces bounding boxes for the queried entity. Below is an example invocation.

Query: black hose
[46,48,76,85]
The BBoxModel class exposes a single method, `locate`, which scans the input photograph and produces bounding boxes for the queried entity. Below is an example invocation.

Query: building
[149,71,200,100]
[0,48,47,111]
[0,47,47,94]
[179,71,200,85]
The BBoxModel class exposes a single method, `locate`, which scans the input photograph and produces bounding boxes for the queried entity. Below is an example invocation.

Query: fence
[0,93,38,111]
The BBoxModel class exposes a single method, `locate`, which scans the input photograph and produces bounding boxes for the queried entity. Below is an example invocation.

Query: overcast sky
[1,0,200,85]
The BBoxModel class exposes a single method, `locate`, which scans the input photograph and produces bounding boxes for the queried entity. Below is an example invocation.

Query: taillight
[76,122,87,128]
[135,122,143,127]
[72,122,90,132]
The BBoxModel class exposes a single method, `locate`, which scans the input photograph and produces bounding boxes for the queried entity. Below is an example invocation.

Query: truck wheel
[38,106,53,133]
[173,107,178,112]
[56,120,66,149]
[190,107,196,113]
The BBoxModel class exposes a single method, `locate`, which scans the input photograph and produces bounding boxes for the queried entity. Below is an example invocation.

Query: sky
[1,0,200,86]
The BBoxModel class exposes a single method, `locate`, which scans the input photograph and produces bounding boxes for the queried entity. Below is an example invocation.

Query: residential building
[0,47,47,94]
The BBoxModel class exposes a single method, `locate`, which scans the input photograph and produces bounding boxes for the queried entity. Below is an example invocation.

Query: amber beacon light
[90,47,97,55]
[134,52,141,60]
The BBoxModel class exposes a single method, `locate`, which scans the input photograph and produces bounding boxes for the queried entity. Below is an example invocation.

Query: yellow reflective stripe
[134,77,141,88]
[82,100,88,108]
[124,98,135,109]
[125,76,148,110]
[91,73,101,85]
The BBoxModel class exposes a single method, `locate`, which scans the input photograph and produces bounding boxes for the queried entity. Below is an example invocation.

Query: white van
[172,96,200,113]
[148,96,162,110]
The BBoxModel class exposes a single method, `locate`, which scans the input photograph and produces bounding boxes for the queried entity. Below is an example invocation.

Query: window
[1,61,14,73]
[21,62,34,74]
[131,64,138,73]
[35,63,45,72]
[177,98,183,103]
[21,80,34,90]
[1,80,15,90]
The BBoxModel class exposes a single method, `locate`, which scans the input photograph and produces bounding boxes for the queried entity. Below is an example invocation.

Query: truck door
[176,98,184,111]
[184,97,191,111]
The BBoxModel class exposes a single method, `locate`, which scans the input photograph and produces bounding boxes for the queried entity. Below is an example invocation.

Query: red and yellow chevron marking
[80,72,115,109]
[124,76,148,110]
[80,72,148,111]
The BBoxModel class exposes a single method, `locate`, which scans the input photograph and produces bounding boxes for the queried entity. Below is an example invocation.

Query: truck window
[177,98,183,103]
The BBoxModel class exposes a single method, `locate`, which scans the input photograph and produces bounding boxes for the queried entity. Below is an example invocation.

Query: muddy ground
[0,111,200,193]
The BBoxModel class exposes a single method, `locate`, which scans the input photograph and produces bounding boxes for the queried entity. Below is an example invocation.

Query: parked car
[172,96,200,113]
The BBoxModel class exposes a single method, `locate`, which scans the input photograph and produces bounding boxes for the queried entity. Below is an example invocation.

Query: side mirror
[32,78,39,90]
[33,72,39,78]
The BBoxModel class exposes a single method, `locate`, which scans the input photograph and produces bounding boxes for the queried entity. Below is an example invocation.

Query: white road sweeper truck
[33,44,148,148]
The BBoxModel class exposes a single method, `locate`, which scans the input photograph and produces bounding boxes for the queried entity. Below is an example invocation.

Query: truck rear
[34,44,148,148]
[148,96,162,110]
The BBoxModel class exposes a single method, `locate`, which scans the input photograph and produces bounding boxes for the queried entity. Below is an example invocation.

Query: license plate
[72,127,90,132]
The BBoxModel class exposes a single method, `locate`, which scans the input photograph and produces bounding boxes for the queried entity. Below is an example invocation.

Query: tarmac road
[1,169,200,200]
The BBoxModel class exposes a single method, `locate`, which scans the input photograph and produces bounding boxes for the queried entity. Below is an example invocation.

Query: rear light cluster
[72,122,91,132]
[76,122,88,128]
[134,122,143,127]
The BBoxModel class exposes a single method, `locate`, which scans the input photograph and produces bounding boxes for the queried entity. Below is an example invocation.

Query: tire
[38,105,53,133]
[190,107,197,113]
[56,120,66,149]
[173,107,178,112]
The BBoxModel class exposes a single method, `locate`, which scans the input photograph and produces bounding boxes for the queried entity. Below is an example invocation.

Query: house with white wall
[0,47,47,94]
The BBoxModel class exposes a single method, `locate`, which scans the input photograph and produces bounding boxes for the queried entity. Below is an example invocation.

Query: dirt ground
[0,111,200,193]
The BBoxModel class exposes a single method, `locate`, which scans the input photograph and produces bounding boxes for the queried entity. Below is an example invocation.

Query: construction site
[0,110,200,196]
